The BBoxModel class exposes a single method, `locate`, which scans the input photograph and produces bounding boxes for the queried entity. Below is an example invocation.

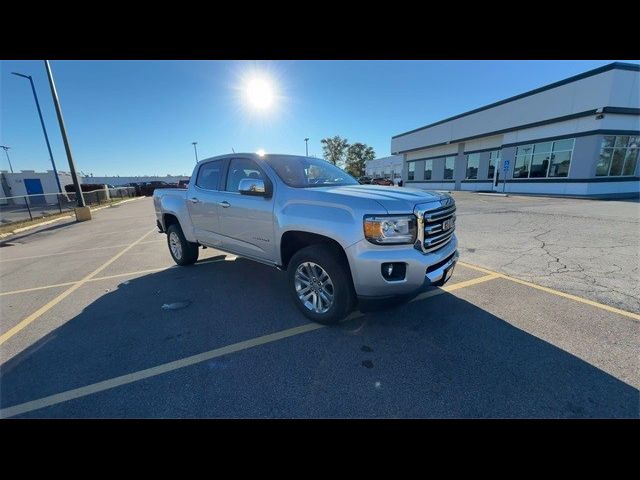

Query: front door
[186,159,225,247]
[24,179,46,205]
[218,157,276,262]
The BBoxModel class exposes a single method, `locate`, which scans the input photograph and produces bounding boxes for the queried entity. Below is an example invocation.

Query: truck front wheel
[166,224,199,266]
[288,244,355,324]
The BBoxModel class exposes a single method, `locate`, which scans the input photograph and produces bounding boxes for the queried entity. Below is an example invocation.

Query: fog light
[381,262,406,281]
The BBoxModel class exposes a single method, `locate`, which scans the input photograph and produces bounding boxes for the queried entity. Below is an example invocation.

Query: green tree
[321,136,349,167]
[345,142,375,177]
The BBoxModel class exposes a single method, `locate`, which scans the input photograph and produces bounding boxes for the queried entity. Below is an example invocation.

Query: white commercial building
[0,170,78,205]
[391,62,640,198]
[365,155,404,180]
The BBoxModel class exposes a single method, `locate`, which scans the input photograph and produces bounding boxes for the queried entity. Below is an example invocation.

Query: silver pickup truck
[154,153,458,324]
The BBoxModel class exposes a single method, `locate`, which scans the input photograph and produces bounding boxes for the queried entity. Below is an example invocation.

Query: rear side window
[196,160,222,190]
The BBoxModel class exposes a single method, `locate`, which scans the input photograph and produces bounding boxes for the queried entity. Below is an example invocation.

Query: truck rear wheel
[167,224,199,266]
[288,244,355,324]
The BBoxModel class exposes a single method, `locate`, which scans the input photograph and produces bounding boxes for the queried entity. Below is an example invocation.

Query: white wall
[391,66,639,154]
[0,170,78,203]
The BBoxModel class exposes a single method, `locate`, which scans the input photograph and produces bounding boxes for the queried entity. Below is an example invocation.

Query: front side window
[196,160,223,190]
[424,160,432,180]
[465,153,480,179]
[444,156,455,180]
[225,158,265,192]
[596,136,638,177]
[408,162,415,180]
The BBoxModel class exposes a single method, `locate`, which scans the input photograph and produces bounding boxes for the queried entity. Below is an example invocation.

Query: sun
[244,77,275,110]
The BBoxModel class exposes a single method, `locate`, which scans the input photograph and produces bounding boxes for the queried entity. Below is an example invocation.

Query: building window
[488,150,500,179]
[513,138,574,178]
[408,162,415,180]
[444,156,455,180]
[424,159,432,180]
[465,153,480,179]
[596,136,639,177]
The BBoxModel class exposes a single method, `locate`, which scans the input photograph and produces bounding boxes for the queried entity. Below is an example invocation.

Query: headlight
[363,215,417,245]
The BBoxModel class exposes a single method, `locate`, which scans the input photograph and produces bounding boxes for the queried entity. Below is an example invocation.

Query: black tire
[166,223,199,266]
[287,244,356,324]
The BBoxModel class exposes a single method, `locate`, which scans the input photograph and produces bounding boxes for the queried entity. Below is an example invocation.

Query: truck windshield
[264,156,359,188]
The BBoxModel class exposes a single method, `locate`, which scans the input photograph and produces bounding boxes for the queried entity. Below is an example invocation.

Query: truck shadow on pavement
[1,257,638,418]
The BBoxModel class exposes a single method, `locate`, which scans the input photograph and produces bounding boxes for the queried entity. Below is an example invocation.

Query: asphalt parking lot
[0,196,638,418]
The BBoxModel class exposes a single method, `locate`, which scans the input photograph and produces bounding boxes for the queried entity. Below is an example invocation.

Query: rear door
[186,159,226,247]
[217,157,276,262]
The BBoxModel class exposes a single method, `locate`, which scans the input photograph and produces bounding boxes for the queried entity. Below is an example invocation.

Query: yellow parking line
[0,322,325,419]
[0,281,78,297]
[409,273,500,303]
[457,261,640,321]
[0,228,157,346]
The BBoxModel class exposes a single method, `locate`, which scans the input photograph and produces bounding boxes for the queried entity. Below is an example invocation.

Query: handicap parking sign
[503,159,510,172]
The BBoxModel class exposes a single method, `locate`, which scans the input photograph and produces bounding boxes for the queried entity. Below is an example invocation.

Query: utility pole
[12,72,63,193]
[44,60,86,208]
[192,142,199,163]
[0,146,14,173]
[304,138,309,156]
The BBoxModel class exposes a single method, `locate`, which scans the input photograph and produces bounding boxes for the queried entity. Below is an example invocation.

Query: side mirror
[238,178,272,197]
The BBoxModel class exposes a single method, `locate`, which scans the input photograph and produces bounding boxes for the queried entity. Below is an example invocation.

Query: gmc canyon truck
[154,153,458,324]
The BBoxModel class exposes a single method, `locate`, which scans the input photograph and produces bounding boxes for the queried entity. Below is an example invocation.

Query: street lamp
[192,142,199,163]
[304,138,309,156]
[44,60,86,208]
[12,72,63,193]
[0,145,14,173]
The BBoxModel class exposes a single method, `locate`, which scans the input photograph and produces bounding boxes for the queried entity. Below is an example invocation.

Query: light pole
[11,72,63,193]
[304,138,309,156]
[192,142,199,163]
[44,60,85,208]
[0,146,14,173]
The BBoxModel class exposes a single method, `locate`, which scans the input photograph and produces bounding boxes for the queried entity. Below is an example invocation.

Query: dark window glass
[466,153,479,179]
[196,160,222,190]
[601,136,616,149]
[444,156,455,180]
[530,153,551,177]
[549,151,571,177]
[553,139,574,151]
[533,142,552,154]
[614,136,630,148]
[225,158,265,192]
[609,148,626,176]
[622,148,638,176]
[424,160,432,180]
[408,162,415,180]
[513,155,531,178]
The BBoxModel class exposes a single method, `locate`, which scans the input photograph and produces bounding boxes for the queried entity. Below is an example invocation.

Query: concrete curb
[0,196,145,239]
[477,192,509,197]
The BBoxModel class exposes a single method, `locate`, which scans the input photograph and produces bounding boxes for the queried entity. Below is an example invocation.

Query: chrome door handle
[218,201,231,208]
[189,197,200,203]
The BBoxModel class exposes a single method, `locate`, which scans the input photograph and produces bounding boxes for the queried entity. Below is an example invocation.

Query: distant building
[365,155,404,180]
[88,175,190,186]
[0,170,78,205]
[391,62,639,197]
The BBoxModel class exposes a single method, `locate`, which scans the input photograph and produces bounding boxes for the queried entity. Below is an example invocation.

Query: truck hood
[311,185,449,214]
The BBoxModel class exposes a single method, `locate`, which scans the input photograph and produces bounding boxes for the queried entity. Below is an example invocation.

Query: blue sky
[1,60,638,176]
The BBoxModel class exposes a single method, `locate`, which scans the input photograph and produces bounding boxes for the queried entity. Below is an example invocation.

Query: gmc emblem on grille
[441,218,454,231]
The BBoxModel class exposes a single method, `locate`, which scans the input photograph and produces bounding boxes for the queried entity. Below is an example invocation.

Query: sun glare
[244,77,275,110]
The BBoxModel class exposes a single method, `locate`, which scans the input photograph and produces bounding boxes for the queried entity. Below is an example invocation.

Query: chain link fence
[0,187,137,227]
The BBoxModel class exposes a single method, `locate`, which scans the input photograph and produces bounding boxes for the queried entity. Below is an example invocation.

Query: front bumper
[346,235,459,298]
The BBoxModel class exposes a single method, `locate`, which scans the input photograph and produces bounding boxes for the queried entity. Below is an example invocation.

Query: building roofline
[392,62,640,140]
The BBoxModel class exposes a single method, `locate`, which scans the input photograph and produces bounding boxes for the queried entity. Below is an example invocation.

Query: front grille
[422,203,456,253]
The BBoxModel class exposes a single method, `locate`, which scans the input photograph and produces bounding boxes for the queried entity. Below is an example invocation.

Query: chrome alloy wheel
[169,231,183,260]
[294,262,335,314]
